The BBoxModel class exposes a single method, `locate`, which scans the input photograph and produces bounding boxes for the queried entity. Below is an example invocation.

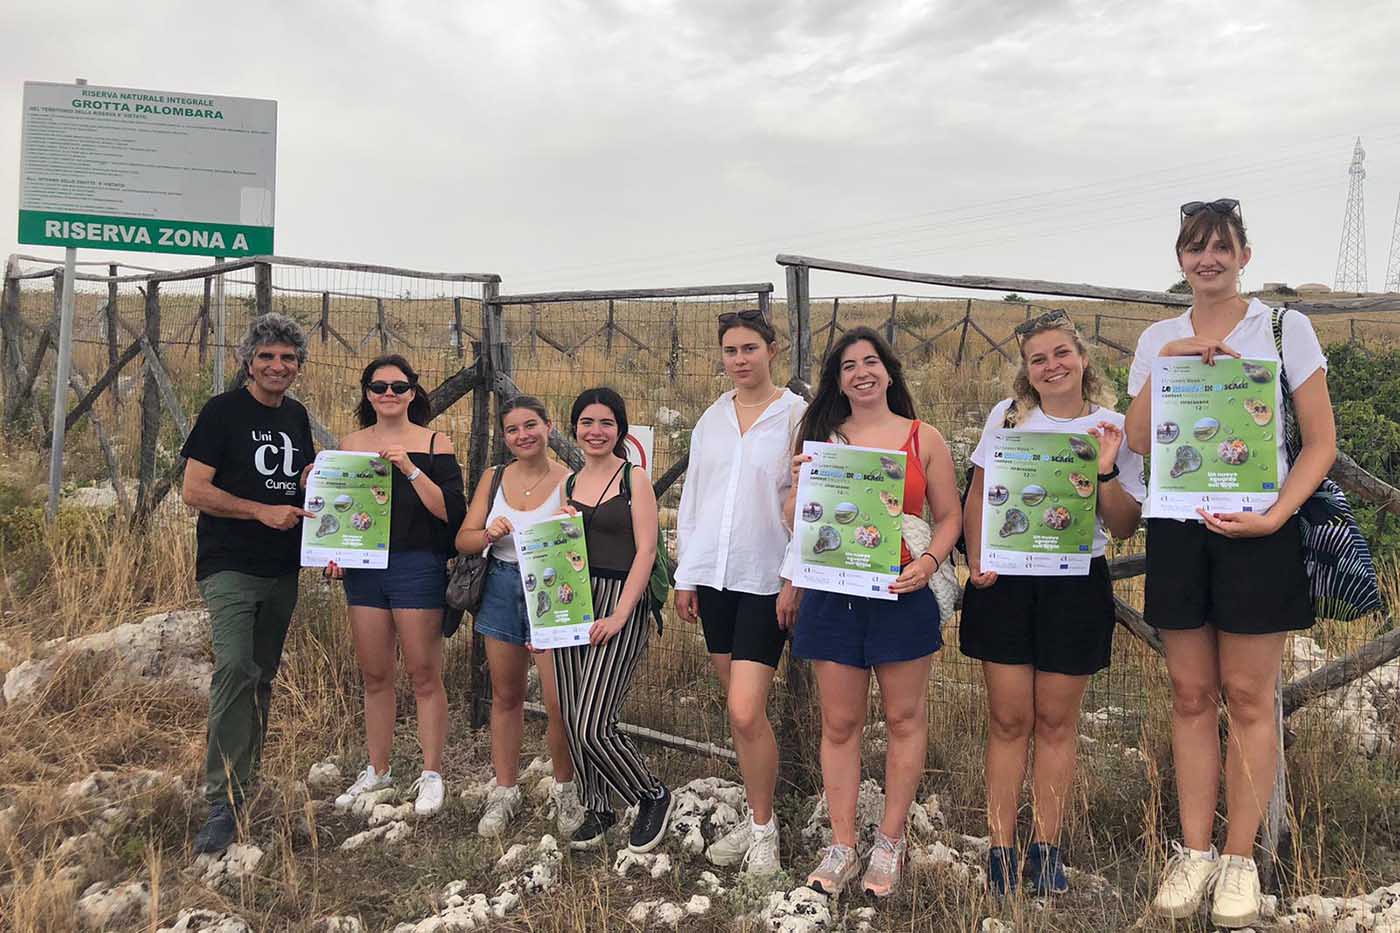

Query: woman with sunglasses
[327,355,467,818]
[962,310,1144,898]
[1124,201,1334,928]
[674,309,806,878]
[455,395,583,839]
[779,327,961,899]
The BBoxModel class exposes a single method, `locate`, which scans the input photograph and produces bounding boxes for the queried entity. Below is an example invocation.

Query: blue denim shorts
[342,550,448,611]
[473,559,530,646]
[792,583,941,669]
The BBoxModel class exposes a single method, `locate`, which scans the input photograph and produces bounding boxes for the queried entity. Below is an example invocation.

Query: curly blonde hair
[1009,316,1116,424]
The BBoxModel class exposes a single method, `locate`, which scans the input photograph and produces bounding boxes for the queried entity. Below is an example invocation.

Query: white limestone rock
[758,885,832,932]
[310,918,365,933]
[76,880,151,931]
[339,819,412,850]
[369,802,413,827]
[192,843,264,892]
[614,849,672,879]
[307,760,343,795]
[156,909,255,933]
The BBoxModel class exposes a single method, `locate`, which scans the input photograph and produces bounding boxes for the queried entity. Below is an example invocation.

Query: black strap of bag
[445,462,509,625]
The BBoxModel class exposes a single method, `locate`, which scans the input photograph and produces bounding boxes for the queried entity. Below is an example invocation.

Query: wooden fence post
[254,261,272,317]
[0,263,22,422]
[134,279,162,520]
[605,298,616,354]
[320,292,330,344]
[886,294,898,348]
[668,301,680,382]
[452,297,465,358]
[198,274,212,364]
[529,303,539,358]
[467,280,501,729]
[825,297,840,360]
[107,265,120,404]
[784,263,812,390]
[1259,675,1289,891]
[954,299,972,367]
[757,289,771,320]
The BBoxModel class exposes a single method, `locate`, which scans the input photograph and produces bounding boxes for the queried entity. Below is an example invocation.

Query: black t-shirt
[180,388,316,580]
[387,442,466,554]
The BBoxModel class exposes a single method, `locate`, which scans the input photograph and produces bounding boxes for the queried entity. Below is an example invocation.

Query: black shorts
[696,586,787,669]
[1144,517,1314,634]
[959,556,1115,676]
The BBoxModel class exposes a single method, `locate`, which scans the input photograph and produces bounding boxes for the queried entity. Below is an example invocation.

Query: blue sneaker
[1023,842,1069,896]
[988,846,1019,897]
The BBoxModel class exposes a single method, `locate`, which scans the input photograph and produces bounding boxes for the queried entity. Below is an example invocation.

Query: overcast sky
[4,0,1400,297]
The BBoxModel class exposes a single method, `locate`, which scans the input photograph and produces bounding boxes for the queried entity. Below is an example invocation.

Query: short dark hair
[355,354,431,427]
[569,386,629,459]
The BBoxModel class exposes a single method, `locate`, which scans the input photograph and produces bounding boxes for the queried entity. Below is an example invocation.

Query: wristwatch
[405,467,423,482]
[1097,465,1120,483]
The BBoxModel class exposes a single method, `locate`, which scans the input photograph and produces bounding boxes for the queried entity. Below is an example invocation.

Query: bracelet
[1097,465,1120,483]
[919,550,940,571]
[405,467,423,482]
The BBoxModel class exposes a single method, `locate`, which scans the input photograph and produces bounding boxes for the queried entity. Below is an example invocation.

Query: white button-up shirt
[674,389,807,595]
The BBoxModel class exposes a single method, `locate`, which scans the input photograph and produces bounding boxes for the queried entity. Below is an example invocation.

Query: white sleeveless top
[486,479,563,562]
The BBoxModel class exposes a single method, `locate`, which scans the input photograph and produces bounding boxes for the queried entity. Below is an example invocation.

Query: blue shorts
[342,550,448,611]
[792,583,941,669]
[473,559,530,647]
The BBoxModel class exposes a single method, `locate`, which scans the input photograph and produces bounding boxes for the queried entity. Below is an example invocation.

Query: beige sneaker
[551,779,586,836]
[741,823,781,878]
[861,831,907,898]
[706,821,753,867]
[807,844,861,897]
[1210,854,1261,928]
[1152,843,1220,918]
[477,783,522,837]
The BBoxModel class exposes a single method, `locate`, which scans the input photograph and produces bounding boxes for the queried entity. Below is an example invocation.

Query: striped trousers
[553,575,663,815]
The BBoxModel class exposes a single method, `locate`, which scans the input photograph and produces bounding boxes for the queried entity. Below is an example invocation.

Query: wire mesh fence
[5,251,1400,790]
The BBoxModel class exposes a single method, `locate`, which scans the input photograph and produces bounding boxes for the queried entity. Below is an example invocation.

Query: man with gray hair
[181,312,316,854]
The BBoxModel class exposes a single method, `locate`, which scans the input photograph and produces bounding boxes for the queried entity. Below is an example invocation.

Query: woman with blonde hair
[962,311,1144,897]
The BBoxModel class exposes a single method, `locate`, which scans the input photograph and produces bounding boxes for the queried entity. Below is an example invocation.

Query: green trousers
[197,570,299,806]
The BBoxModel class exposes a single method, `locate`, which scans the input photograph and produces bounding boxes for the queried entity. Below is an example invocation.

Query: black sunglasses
[1013,308,1072,338]
[718,309,769,327]
[1180,199,1241,221]
[367,380,415,395]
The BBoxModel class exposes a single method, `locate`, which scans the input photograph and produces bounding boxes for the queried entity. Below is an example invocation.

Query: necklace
[1041,400,1091,423]
[513,461,554,497]
[734,388,781,409]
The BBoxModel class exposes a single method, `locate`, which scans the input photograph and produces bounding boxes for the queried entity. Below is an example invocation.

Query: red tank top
[898,420,926,565]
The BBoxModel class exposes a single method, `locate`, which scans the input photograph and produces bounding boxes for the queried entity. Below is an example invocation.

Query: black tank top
[569,464,637,576]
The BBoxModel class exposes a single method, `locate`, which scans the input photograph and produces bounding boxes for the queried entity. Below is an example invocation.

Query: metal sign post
[45,78,85,520]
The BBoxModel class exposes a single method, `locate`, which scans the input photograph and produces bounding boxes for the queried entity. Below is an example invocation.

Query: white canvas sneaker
[741,822,782,878]
[411,771,445,818]
[706,820,754,867]
[1152,842,1220,918]
[477,783,523,837]
[334,765,392,811]
[551,779,586,836]
[1210,854,1261,928]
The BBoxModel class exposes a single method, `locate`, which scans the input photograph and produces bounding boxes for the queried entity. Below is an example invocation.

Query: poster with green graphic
[980,430,1097,576]
[793,442,905,600]
[300,451,391,568]
[1149,357,1282,520]
[514,514,596,649]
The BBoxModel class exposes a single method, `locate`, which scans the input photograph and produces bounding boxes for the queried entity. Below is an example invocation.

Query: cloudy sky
[4,0,1400,297]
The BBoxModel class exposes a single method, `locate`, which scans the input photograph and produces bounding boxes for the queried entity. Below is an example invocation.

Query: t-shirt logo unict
[253,430,302,495]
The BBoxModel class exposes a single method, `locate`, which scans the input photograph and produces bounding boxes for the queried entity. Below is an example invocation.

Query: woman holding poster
[673,309,806,878]
[324,355,466,819]
[556,387,672,854]
[778,327,960,899]
[455,396,582,840]
[961,311,1144,898]
[1124,201,1334,928]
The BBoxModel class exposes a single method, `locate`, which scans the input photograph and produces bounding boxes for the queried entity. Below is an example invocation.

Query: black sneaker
[193,802,238,855]
[570,809,616,850]
[628,785,673,853]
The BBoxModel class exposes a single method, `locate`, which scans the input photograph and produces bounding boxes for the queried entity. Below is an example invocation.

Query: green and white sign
[793,441,905,600]
[1149,357,1282,520]
[515,514,596,649]
[18,82,276,256]
[300,452,391,569]
[981,430,1097,576]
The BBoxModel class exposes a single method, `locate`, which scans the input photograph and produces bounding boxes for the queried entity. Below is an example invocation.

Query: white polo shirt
[1127,298,1327,519]
[674,389,807,595]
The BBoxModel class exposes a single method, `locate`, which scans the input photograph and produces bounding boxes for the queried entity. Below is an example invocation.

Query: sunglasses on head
[367,380,415,396]
[718,309,769,327]
[1180,199,1241,221]
[1013,308,1072,338]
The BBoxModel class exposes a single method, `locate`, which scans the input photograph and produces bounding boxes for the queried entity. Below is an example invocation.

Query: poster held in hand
[515,514,596,649]
[300,451,391,568]
[980,430,1097,576]
[1149,357,1281,520]
[793,442,905,600]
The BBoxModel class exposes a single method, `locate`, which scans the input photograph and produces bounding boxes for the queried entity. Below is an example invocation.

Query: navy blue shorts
[472,558,530,647]
[792,583,942,669]
[342,550,448,611]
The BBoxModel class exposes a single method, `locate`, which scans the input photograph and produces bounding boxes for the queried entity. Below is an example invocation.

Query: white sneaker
[741,822,781,878]
[705,820,753,867]
[551,779,586,836]
[477,783,522,837]
[411,771,445,818]
[1152,842,1220,918]
[1210,854,1261,928]
[334,764,392,811]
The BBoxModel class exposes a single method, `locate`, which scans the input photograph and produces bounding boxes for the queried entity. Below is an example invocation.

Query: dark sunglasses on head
[1180,199,1241,221]
[718,308,769,327]
[1013,308,1072,338]
[367,380,415,395]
